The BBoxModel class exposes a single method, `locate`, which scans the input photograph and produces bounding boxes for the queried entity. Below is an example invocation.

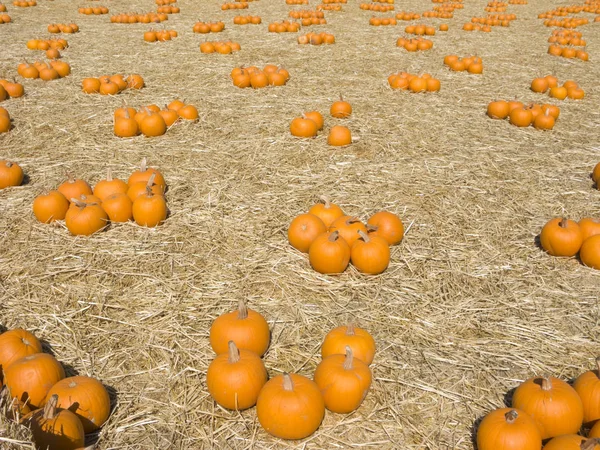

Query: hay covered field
[1,0,600,447]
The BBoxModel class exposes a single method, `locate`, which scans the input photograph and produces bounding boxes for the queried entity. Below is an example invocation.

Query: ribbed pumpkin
[314,346,372,413]
[321,324,376,365]
[102,192,133,222]
[0,160,24,189]
[512,376,584,440]
[132,187,167,227]
[57,178,92,202]
[206,341,267,410]
[308,231,351,274]
[33,191,70,223]
[367,211,404,245]
[288,213,327,253]
[574,357,600,426]
[65,199,108,236]
[4,353,65,409]
[0,329,43,374]
[23,394,85,450]
[256,373,325,440]
[93,169,128,201]
[209,300,270,356]
[308,197,345,227]
[543,436,600,450]
[329,216,367,247]
[350,230,390,274]
[127,158,167,190]
[43,376,111,433]
[580,235,600,270]
[539,218,583,257]
[476,408,542,450]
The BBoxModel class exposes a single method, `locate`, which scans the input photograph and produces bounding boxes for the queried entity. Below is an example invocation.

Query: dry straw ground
[0,0,599,447]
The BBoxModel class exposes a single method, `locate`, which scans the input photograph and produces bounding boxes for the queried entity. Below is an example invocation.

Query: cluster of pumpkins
[32,159,169,233]
[462,22,493,32]
[443,55,484,74]
[548,28,586,45]
[288,198,404,274]
[232,15,262,25]
[317,4,342,11]
[267,20,301,32]
[548,44,589,60]
[26,38,68,54]
[396,37,433,52]
[192,20,225,33]
[539,215,600,270]
[470,14,516,27]
[360,3,394,11]
[477,359,600,450]
[288,9,325,19]
[290,97,354,146]
[486,100,560,130]
[0,79,25,101]
[199,40,241,54]
[207,300,375,440]
[156,5,179,14]
[0,108,12,133]
[0,160,23,188]
[388,72,441,93]
[110,12,168,23]
[531,76,585,100]
[0,13,10,23]
[368,16,397,26]
[298,32,336,45]
[0,328,111,450]
[143,29,178,42]
[231,65,290,88]
[13,0,35,6]
[77,6,109,14]
[47,23,79,33]
[286,0,308,4]
[405,23,436,35]
[220,1,248,10]
[113,100,198,138]
[17,60,71,81]
[81,73,144,95]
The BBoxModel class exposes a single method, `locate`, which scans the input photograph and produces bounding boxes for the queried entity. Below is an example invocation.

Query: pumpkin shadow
[40,339,56,356]
[83,384,118,448]
[503,387,516,407]
[0,324,7,333]
[21,174,31,186]
[61,362,80,378]
[534,234,543,251]
[471,415,484,450]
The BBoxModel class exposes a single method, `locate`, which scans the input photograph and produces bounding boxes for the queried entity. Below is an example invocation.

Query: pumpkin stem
[146,172,156,188]
[282,373,294,391]
[541,376,552,391]
[71,198,87,208]
[345,216,360,226]
[5,161,12,168]
[68,381,77,388]
[504,409,518,424]
[227,340,240,364]
[343,345,354,370]
[237,299,248,320]
[319,196,331,209]
[559,218,568,228]
[366,224,378,233]
[328,231,340,242]
[43,394,58,420]
[357,230,370,243]
[346,323,356,336]
[140,157,147,173]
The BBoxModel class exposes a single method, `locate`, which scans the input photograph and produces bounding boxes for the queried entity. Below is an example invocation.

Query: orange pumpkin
[33,191,70,223]
[512,376,584,440]
[367,211,404,245]
[0,160,24,189]
[0,329,42,373]
[256,373,325,440]
[57,178,92,202]
[321,324,376,364]
[43,376,111,433]
[93,168,128,201]
[308,231,351,274]
[65,199,108,236]
[4,353,65,409]
[288,213,327,253]
[308,197,345,227]
[476,408,542,450]
[132,187,167,227]
[580,235,600,269]
[590,421,600,438]
[209,299,270,356]
[573,357,600,426]
[592,162,600,184]
[314,346,372,413]
[102,192,132,222]
[542,435,600,450]
[206,341,267,410]
[579,218,600,241]
[330,96,352,118]
[351,230,390,274]
[327,125,352,146]
[329,216,367,247]
[127,158,166,189]
[539,218,583,257]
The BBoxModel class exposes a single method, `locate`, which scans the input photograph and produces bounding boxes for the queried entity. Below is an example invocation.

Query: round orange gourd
[303,111,324,130]
[573,357,600,425]
[206,341,267,410]
[4,353,65,409]
[58,178,92,201]
[65,200,108,236]
[330,96,352,118]
[288,213,327,253]
[127,158,166,189]
[543,435,600,450]
[0,160,24,189]
[93,169,128,201]
[579,218,600,241]
[101,193,132,222]
[531,77,549,93]
[509,107,533,127]
[140,112,167,137]
[132,187,167,227]
[476,408,542,450]
[512,375,584,440]
[593,162,600,184]
[539,217,583,257]
[580,235,600,269]
[321,324,376,365]
[329,216,367,247]
[487,101,510,119]
[308,231,350,274]
[351,230,390,274]
[209,300,270,356]
[367,211,404,245]
[290,116,318,138]
[33,191,70,223]
[308,197,344,227]
[177,105,199,121]
[43,376,110,433]
[590,421,600,438]
[256,373,325,440]
[0,329,42,373]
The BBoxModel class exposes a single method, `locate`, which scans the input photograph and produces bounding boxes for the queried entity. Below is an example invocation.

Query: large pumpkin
[573,357,600,425]
[321,324,376,365]
[43,375,111,432]
[476,408,542,450]
[539,218,583,257]
[0,329,43,375]
[512,376,584,440]
[256,373,325,440]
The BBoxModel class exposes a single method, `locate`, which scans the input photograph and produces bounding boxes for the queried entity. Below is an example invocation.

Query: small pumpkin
[487,101,510,120]
[539,217,583,257]
[102,192,132,222]
[512,375,584,440]
[509,107,533,127]
[351,230,390,274]
[579,218,600,241]
[290,115,318,138]
[573,357,600,426]
[4,353,65,409]
[43,376,110,433]
[308,231,351,274]
[23,394,85,450]
[314,346,372,413]
[308,196,345,227]
[0,160,24,189]
[33,190,70,223]
[327,125,352,146]
[206,341,268,410]
[542,436,600,450]
[0,329,42,374]
[592,162,600,184]
[57,178,92,202]
[256,373,325,440]
[178,104,199,121]
[303,111,324,130]
[65,198,108,235]
[132,186,167,227]
[114,111,139,137]
[127,158,166,189]
[209,300,270,356]
[476,408,542,450]
[140,111,167,137]
[288,213,327,253]
[321,324,376,365]
[93,168,128,201]
[367,211,404,245]
[330,95,352,118]
[580,235,600,269]
[329,216,367,247]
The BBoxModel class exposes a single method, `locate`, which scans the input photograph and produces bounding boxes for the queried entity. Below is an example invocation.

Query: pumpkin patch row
[232,15,261,24]
[388,72,441,92]
[47,23,79,33]
[81,73,144,95]
[26,38,68,51]
[540,217,600,269]
[542,17,589,27]
[231,65,290,88]
[0,160,23,188]
[193,21,225,33]
[298,32,335,45]
[268,21,301,32]
[17,61,71,80]
[288,199,403,274]
[111,12,168,23]
[0,79,25,100]
[369,17,397,26]
[548,29,586,46]
[487,100,560,130]
[156,0,177,5]
[113,101,198,138]
[78,6,109,14]
[547,44,589,60]
[156,5,180,13]
[0,328,112,449]
[317,4,342,10]
[404,24,436,35]
[477,358,600,449]
[200,40,241,53]
[396,37,433,52]
[221,2,248,10]
[462,22,493,32]
[470,14,517,26]
[207,300,375,439]
[443,55,483,74]
[33,160,169,231]
[359,3,394,12]
[143,29,178,42]
[508,0,526,3]
[394,11,421,20]
[421,10,454,18]
[0,107,12,133]
[13,0,35,6]
[288,10,325,19]
[531,76,584,100]
[286,0,308,4]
